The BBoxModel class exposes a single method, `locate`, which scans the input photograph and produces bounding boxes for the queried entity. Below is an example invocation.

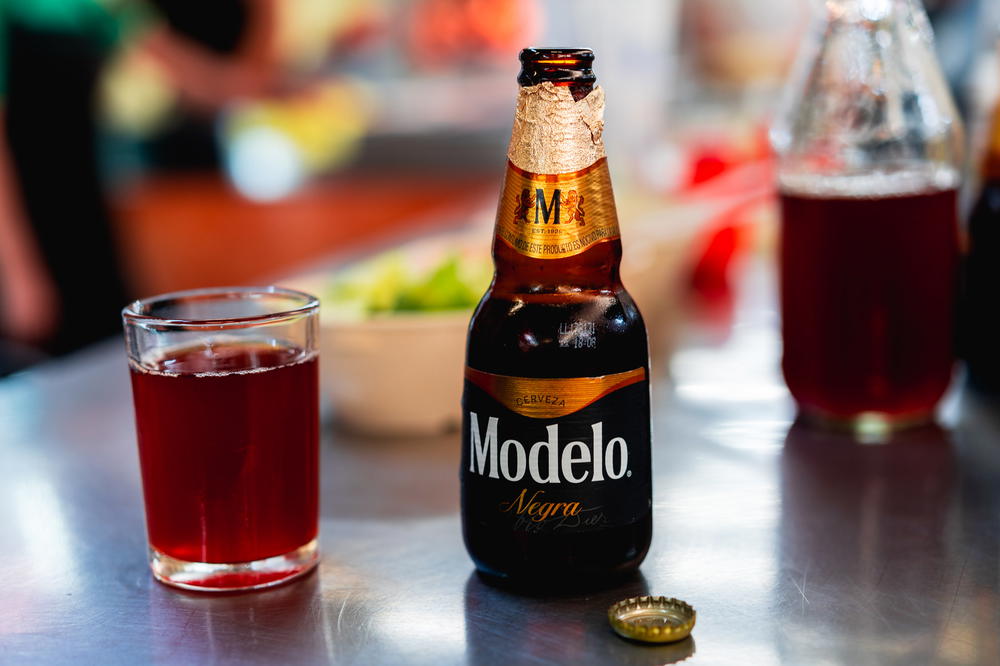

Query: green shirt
[0,0,151,97]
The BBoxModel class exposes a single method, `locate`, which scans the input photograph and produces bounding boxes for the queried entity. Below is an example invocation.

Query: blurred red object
[689,197,763,300]
[690,151,728,186]
[677,125,776,304]
[406,0,540,69]
[680,125,772,191]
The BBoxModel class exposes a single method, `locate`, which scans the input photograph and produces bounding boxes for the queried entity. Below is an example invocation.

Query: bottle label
[494,157,621,259]
[461,366,651,535]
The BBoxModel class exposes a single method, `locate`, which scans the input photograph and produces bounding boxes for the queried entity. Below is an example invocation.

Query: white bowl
[283,230,485,437]
[319,311,470,436]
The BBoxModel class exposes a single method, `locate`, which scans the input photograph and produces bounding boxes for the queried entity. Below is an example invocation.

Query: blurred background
[0,0,998,391]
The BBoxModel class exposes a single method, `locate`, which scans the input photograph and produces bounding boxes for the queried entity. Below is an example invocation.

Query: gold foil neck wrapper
[465,367,646,419]
[508,82,606,175]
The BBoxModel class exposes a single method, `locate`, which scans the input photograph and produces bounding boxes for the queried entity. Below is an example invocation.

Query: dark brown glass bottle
[460,48,652,589]
[963,102,1000,394]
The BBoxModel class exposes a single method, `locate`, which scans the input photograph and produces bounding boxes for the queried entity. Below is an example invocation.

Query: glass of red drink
[123,287,320,592]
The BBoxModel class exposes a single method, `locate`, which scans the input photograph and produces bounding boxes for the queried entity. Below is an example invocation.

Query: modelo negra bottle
[461,48,652,588]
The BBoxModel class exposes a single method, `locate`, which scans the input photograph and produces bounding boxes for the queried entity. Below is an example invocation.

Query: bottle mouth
[517,47,596,88]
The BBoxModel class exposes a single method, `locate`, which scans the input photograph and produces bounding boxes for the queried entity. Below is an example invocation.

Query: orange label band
[495,158,621,259]
[465,366,646,419]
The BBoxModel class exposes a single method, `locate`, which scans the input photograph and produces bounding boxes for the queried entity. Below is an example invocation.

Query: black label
[461,371,651,536]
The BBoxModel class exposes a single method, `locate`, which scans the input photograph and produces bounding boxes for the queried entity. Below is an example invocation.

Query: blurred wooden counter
[112,171,496,295]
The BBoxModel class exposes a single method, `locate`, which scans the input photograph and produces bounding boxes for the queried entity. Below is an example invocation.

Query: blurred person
[0,0,279,375]
[925,0,987,119]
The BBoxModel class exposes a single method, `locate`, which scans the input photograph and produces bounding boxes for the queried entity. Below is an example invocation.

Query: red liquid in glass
[779,187,958,421]
[129,341,319,564]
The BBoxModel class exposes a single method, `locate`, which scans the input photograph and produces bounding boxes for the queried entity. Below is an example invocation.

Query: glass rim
[122,286,319,329]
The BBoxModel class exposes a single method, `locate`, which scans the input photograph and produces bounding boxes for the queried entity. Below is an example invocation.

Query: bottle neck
[492,49,621,292]
[493,110,622,292]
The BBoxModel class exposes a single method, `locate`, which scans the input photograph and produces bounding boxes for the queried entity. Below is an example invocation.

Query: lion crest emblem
[513,188,533,224]
[561,190,585,226]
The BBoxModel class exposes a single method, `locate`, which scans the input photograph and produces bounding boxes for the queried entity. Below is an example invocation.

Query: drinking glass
[123,287,320,591]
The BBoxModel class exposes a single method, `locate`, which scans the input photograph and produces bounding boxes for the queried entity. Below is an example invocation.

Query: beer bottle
[461,48,652,588]
[963,94,1000,393]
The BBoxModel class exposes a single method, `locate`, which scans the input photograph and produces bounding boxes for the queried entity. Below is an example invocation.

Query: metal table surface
[2,262,1000,666]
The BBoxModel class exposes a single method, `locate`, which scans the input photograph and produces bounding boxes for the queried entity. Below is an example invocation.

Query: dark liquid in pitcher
[130,341,319,564]
[780,184,958,421]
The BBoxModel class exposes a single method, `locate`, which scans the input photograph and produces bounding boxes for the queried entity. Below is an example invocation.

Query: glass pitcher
[770,0,964,431]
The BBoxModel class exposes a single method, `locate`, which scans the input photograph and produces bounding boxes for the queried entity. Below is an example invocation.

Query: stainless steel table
[2,262,999,665]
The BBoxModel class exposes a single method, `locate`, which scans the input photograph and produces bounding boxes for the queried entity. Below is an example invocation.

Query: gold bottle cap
[608,596,696,643]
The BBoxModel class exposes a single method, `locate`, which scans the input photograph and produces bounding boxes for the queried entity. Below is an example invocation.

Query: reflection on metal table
[1,260,999,665]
